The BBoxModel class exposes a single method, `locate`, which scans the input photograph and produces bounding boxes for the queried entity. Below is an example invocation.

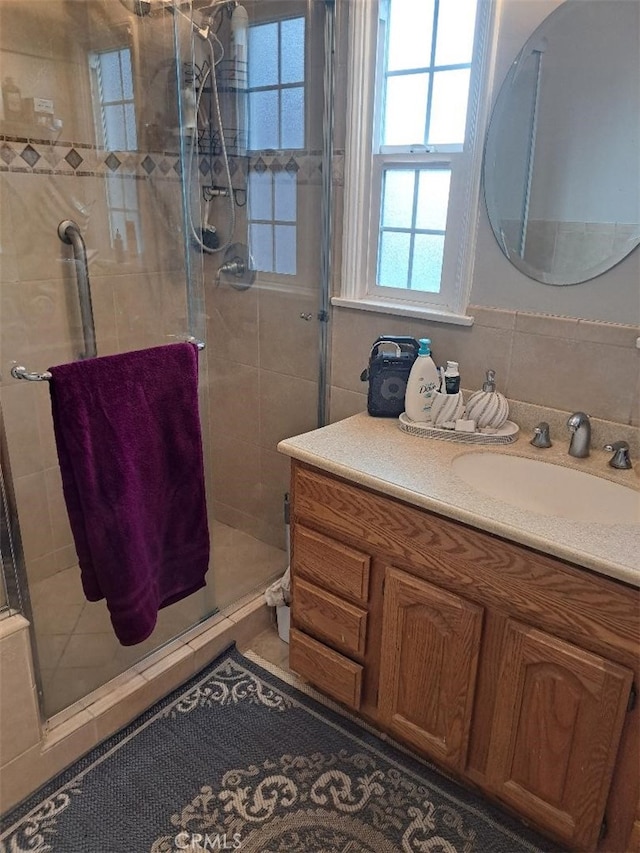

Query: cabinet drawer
[293,525,370,604]
[289,628,363,710]
[293,578,368,657]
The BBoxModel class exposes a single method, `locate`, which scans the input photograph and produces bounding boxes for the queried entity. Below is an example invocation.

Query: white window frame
[336,0,500,325]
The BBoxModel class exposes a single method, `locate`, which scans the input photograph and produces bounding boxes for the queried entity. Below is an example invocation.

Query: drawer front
[293,578,368,657]
[289,628,363,710]
[293,525,370,604]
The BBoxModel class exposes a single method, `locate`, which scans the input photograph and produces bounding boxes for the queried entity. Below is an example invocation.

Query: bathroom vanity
[278,413,640,853]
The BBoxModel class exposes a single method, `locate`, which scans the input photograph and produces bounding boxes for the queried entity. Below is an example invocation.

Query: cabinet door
[378,567,483,771]
[486,619,633,851]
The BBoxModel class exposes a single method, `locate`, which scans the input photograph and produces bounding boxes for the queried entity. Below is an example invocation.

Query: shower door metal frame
[318,0,336,428]
[0,404,45,717]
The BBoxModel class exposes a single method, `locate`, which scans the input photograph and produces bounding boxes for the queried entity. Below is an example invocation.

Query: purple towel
[49,343,210,646]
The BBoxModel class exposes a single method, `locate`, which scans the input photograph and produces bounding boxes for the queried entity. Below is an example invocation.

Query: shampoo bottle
[404,338,439,422]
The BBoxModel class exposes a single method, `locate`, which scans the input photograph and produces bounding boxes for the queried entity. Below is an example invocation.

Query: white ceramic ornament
[430,390,465,427]
[464,369,509,429]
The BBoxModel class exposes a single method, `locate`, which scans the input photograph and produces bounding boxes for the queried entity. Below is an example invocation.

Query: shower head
[118,0,152,15]
[167,4,211,39]
[118,0,212,39]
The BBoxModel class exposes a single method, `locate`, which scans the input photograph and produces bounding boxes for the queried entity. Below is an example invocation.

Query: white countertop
[278,413,640,589]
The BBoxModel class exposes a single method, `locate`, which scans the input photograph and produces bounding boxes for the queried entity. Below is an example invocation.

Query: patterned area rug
[0,646,562,852]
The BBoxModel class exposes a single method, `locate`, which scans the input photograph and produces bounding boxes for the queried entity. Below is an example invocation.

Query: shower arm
[58,220,97,360]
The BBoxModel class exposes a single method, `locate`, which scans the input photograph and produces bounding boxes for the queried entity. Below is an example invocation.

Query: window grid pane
[275,224,297,274]
[378,231,411,289]
[248,23,278,87]
[387,0,434,72]
[250,222,274,272]
[429,68,471,145]
[280,86,304,149]
[280,18,305,83]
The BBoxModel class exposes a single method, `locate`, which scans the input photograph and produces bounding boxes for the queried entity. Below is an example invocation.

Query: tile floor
[31,521,287,717]
[247,625,291,674]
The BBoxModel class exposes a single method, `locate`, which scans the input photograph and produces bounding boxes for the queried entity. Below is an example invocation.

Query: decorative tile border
[248,151,344,186]
[0,135,346,188]
[0,136,184,181]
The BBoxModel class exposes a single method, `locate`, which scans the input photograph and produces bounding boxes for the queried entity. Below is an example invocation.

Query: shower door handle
[58,220,97,360]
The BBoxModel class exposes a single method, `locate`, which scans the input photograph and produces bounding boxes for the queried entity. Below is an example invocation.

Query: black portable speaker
[360,336,420,417]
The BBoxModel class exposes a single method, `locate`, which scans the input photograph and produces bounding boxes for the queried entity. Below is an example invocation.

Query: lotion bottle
[404,338,439,422]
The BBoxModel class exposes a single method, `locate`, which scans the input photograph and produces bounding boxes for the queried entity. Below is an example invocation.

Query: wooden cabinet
[288,461,639,852]
[378,567,483,772]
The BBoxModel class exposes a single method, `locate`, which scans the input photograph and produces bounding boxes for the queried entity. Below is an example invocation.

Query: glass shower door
[0,0,217,716]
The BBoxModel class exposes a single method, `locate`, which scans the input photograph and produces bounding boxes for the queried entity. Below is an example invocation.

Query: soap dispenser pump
[465,369,509,429]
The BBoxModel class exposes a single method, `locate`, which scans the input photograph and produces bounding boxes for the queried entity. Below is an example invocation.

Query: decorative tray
[398,413,519,445]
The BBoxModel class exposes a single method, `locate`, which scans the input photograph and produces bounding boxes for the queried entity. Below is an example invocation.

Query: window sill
[331,297,475,327]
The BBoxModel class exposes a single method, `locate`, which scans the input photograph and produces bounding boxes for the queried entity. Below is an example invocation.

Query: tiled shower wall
[200,0,330,550]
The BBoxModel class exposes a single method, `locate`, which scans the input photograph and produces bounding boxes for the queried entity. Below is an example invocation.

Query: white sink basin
[451,452,640,525]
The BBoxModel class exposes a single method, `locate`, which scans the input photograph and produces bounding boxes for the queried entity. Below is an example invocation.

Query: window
[90,47,138,151]
[247,17,305,151]
[247,16,305,276]
[339,0,497,323]
[89,47,141,256]
[248,169,297,275]
[105,173,142,259]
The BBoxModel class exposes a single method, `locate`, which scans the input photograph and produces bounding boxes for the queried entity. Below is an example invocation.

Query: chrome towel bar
[10,338,206,382]
[10,366,53,382]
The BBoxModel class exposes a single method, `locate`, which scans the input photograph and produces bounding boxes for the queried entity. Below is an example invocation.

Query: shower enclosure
[0,0,331,717]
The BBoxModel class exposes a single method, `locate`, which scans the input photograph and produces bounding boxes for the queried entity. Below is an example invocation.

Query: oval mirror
[483,0,640,285]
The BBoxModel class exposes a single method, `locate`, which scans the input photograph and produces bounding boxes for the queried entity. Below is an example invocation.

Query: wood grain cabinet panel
[289,628,363,710]
[293,525,370,603]
[378,567,483,772]
[486,619,634,851]
[293,578,368,657]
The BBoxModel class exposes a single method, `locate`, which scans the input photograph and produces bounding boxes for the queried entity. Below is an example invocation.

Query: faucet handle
[530,422,552,448]
[603,441,633,470]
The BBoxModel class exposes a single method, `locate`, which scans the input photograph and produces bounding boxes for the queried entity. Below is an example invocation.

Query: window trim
[338,0,500,324]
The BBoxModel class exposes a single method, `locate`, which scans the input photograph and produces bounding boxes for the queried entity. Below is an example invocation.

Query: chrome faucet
[567,412,591,458]
[603,440,633,470]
